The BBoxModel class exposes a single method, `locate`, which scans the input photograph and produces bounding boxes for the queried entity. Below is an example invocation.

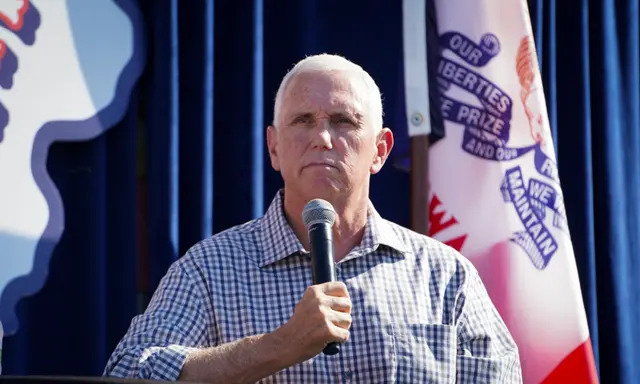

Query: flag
[402,0,598,382]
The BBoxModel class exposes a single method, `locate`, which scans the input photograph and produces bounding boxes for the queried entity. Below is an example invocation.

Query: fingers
[311,282,353,330]
[313,283,352,313]
[328,325,350,344]
[320,281,350,299]
[328,296,352,314]
[324,313,351,344]
[329,310,352,330]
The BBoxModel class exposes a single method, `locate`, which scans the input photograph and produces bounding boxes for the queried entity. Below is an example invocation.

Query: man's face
[267,70,390,203]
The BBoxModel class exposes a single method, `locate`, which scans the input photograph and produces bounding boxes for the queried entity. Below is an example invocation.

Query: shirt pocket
[390,323,456,384]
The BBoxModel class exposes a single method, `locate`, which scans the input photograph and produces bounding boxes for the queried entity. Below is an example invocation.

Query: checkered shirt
[104,190,522,383]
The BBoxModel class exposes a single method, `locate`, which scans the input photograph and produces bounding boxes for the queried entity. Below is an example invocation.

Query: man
[104,54,522,383]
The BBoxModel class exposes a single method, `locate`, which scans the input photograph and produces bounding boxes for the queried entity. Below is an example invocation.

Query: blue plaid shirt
[104,191,522,383]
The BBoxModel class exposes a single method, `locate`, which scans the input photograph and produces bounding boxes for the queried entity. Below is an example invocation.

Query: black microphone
[302,198,340,356]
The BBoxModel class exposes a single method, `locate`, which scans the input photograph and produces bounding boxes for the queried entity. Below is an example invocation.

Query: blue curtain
[2,1,638,383]
[529,1,640,382]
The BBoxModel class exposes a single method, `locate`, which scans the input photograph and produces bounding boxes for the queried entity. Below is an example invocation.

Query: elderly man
[104,54,522,383]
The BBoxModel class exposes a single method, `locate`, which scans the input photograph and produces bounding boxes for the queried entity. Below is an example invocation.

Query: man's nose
[311,120,333,149]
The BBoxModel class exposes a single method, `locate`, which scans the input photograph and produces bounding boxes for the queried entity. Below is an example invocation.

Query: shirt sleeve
[455,265,523,383]
[103,258,212,381]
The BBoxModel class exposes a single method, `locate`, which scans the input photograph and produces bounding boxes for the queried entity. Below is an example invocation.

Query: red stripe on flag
[542,339,599,384]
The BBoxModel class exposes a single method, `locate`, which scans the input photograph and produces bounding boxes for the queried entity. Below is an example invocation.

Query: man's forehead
[282,70,366,111]
[291,69,363,87]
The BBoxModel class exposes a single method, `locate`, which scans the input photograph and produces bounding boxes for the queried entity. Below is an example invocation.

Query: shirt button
[343,371,352,382]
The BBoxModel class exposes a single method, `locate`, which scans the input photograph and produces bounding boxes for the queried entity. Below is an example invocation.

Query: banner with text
[402,0,598,382]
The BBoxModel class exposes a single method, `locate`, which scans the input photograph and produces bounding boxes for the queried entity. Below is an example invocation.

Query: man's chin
[298,182,344,202]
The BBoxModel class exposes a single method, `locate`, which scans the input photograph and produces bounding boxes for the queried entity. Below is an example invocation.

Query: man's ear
[266,125,281,171]
[370,128,394,174]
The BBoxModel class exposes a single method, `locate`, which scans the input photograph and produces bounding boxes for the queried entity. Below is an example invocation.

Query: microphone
[302,198,340,356]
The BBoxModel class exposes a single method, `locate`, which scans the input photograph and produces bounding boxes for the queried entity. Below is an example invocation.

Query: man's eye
[293,116,314,125]
[334,117,355,126]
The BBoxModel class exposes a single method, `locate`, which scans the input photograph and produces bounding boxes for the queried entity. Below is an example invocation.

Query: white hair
[273,54,384,130]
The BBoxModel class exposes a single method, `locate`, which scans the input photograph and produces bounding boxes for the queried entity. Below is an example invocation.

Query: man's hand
[272,281,353,364]
[180,281,352,383]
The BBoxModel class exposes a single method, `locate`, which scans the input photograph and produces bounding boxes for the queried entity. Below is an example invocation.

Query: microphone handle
[309,223,341,356]
[323,342,340,355]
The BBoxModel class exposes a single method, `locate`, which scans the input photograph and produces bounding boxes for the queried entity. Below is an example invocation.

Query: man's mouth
[303,162,338,171]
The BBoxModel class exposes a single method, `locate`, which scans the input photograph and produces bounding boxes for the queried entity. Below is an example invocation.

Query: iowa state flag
[402,0,598,382]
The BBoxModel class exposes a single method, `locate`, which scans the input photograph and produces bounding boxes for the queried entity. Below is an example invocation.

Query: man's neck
[283,188,369,263]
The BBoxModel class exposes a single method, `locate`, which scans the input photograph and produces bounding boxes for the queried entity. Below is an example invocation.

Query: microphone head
[302,199,336,228]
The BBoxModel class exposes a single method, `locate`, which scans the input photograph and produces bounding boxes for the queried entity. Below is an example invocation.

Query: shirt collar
[258,190,410,267]
[259,190,307,267]
[343,202,410,263]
